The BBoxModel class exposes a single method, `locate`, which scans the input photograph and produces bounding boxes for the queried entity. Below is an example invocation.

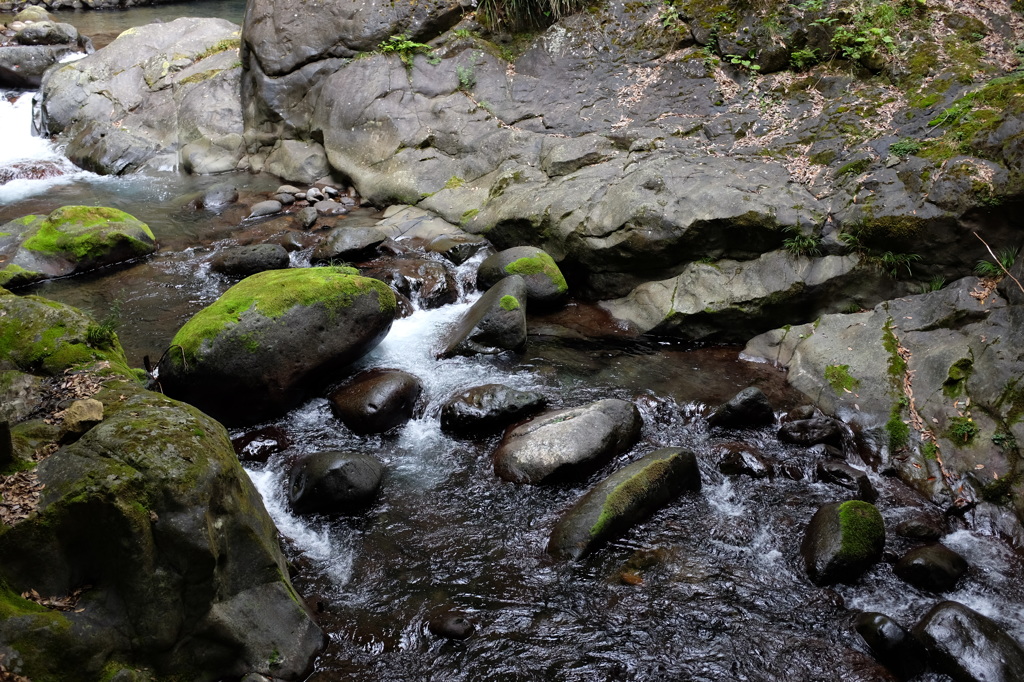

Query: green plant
[825,364,860,393]
[452,28,475,39]
[879,251,921,277]
[783,230,822,257]
[726,53,761,72]
[921,441,939,460]
[992,431,1017,449]
[927,275,945,291]
[889,138,922,157]
[476,0,587,30]
[790,47,819,71]
[456,65,476,90]
[378,34,434,67]
[86,300,121,350]
[974,247,1019,277]
[946,415,979,444]
[800,0,825,11]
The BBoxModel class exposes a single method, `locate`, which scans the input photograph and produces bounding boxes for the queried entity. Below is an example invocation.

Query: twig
[974,232,1024,294]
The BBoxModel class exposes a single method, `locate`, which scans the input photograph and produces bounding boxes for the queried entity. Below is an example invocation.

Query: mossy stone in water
[800,500,885,585]
[477,246,568,305]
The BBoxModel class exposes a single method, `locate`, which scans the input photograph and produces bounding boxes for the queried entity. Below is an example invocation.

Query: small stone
[314,199,347,216]
[63,398,103,434]
[894,543,968,592]
[323,185,339,197]
[428,611,475,640]
[276,185,301,195]
[248,200,283,219]
[306,187,324,202]
[231,426,290,463]
[273,193,296,205]
[816,460,877,501]
[778,417,844,447]
[297,206,318,229]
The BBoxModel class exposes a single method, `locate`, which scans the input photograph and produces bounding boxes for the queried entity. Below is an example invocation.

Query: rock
[61,398,103,435]
[548,447,701,560]
[426,233,490,265]
[0,420,11,469]
[895,513,947,541]
[311,226,387,263]
[707,387,776,429]
[288,450,383,514]
[297,206,319,229]
[439,384,547,437]
[361,256,458,309]
[0,45,79,88]
[427,611,476,640]
[894,543,968,592]
[264,140,330,185]
[314,199,348,216]
[157,267,396,424]
[0,370,47,424]
[210,244,290,277]
[306,187,324,203]
[13,6,50,21]
[274,193,296,205]
[853,612,927,680]
[493,398,643,484]
[914,601,1024,682]
[477,246,568,305]
[800,500,885,586]
[717,442,773,479]
[231,425,290,463]
[327,368,422,435]
[15,21,78,46]
[437,275,527,358]
[816,460,877,502]
[40,18,244,175]
[0,206,157,288]
[248,200,283,219]
[200,183,239,209]
[779,417,845,448]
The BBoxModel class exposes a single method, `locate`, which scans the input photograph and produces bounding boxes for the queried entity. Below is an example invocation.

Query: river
[2,8,1024,680]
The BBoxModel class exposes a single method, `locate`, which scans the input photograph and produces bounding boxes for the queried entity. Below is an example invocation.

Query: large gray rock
[264,140,331,185]
[548,447,701,560]
[210,244,290,277]
[437,275,527,357]
[493,398,643,483]
[312,226,388,264]
[15,20,78,45]
[327,368,422,434]
[288,450,384,514]
[0,44,79,88]
[40,18,245,175]
[913,601,1024,682]
[157,267,396,424]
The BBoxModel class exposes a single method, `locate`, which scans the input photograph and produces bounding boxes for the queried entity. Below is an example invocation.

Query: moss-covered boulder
[437,275,528,358]
[548,447,701,561]
[157,267,396,424]
[476,247,568,306]
[0,206,156,288]
[800,500,885,586]
[0,293,323,681]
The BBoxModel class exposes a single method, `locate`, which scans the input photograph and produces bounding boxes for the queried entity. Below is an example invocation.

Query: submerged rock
[816,460,877,502]
[893,543,968,592]
[717,442,773,479]
[913,601,1024,682]
[328,368,422,434]
[437,275,527,358]
[477,246,568,305]
[288,450,383,514]
[778,417,845,448]
[427,611,476,640]
[157,267,396,424]
[800,500,885,585]
[707,387,776,430]
[440,384,547,437]
[493,398,643,484]
[0,206,157,288]
[854,612,927,680]
[548,447,701,560]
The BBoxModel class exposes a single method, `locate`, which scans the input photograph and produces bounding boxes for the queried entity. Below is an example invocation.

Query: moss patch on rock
[504,253,568,293]
[499,294,521,311]
[836,500,885,562]
[19,206,155,261]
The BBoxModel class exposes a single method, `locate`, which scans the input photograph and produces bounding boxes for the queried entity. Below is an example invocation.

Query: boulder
[264,140,330,185]
[249,200,283,219]
[327,368,422,434]
[199,183,239,209]
[853,612,927,680]
[476,246,568,305]
[778,417,845,448]
[717,443,773,479]
[231,425,290,463]
[439,384,547,437]
[493,398,643,484]
[15,20,78,46]
[800,500,885,585]
[913,601,1024,682]
[548,447,701,560]
[816,460,877,502]
[893,543,968,592]
[895,513,947,541]
[426,233,490,265]
[311,226,388,264]
[437,275,527,358]
[288,450,383,514]
[210,244,290,277]
[361,256,458,309]
[0,44,79,88]
[707,387,776,429]
[0,206,157,288]
[157,267,396,424]
[61,398,103,436]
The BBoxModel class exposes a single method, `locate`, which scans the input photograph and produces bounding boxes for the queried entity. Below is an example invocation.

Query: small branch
[974,232,1024,294]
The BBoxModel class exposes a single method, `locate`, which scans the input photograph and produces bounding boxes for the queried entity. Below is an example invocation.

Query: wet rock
[895,513,947,541]
[426,233,490,265]
[787,405,818,421]
[61,398,103,436]
[801,500,885,586]
[549,447,701,560]
[816,460,877,501]
[493,398,643,484]
[718,443,773,479]
[0,206,157,288]
[15,21,78,46]
[231,426,290,463]
[362,256,458,309]
[311,226,387,263]
[427,611,476,640]
[157,267,396,424]
[708,387,776,429]
[297,206,319,229]
[436,275,527,358]
[778,417,844,448]
[853,612,927,680]
[248,200,283,219]
[273,193,296,205]
[288,450,383,514]
[439,384,547,437]
[314,199,348,216]
[200,183,239,209]
[264,140,330,185]
[913,601,1024,682]
[306,187,324,203]
[0,45,79,88]
[477,246,568,305]
[328,368,422,435]
[13,6,50,22]
[894,544,968,592]
[211,244,290,277]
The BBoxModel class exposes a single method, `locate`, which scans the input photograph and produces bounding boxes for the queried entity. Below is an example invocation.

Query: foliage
[476,0,587,30]
[783,228,822,257]
[726,53,761,72]
[378,34,434,67]
[889,138,921,157]
[790,47,819,71]
[456,65,476,90]
[946,416,979,444]
[927,276,945,291]
[974,247,1019,278]
[879,251,921,277]
[992,431,1017,450]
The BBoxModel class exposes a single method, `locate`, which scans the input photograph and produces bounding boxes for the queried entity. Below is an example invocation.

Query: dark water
[2,10,1024,678]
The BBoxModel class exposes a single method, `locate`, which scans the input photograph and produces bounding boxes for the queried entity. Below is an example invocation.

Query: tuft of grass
[477,0,587,30]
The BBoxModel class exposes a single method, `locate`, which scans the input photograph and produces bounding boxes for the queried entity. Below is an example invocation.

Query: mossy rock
[0,207,156,287]
[548,447,701,560]
[800,500,885,585]
[476,246,568,305]
[157,267,396,424]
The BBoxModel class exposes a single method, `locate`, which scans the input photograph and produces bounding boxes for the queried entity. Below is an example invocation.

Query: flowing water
[3,13,1024,679]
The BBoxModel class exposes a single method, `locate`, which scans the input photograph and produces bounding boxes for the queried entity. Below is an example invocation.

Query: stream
[3,8,1024,679]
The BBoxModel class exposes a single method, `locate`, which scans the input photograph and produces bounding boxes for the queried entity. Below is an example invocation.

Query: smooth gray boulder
[15,20,78,45]
[800,500,885,586]
[327,368,422,434]
[894,543,968,592]
[493,398,643,484]
[210,244,290,277]
[440,383,547,437]
[157,267,396,424]
[437,275,527,357]
[477,246,568,305]
[288,450,384,514]
[312,226,387,263]
[548,447,701,560]
[913,601,1024,682]
[264,139,330,185]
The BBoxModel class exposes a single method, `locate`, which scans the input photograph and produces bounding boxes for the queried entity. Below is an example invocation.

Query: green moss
[837,159,871,176]
[942,357,973,397]
[178,68,224,86]
[809,149,837,165]
[0,263,42,288]
[921,441,939,460]
[945,415,979,444]
[922,72,1024,160]
[504,253,568,293]
[195,36,241,61]
[443,176,465,190]
[886,405,910,451]
[20,206,154,261]
[169,267,396,367]
[824,364,859,393]
[0,580,49,618]
[881,317,907,383]
[499,295,521,311]
[460,208,480,223]
[836,500,884,562]
[590,458,673,538]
